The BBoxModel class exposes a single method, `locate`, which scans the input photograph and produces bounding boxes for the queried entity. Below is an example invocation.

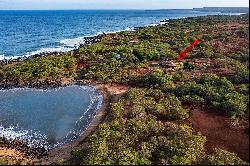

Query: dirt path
[185,105,249,162]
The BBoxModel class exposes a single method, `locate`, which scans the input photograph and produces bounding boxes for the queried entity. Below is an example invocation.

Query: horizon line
[0,6,249,11]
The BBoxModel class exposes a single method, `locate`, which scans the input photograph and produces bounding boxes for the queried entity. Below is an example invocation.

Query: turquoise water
[0,86,103,149]
[0,9,227,59]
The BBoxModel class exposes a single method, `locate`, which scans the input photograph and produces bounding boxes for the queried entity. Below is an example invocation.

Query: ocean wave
[0,27,135,61]
[60,27,135,48]
[0,54,23,60]
[0,125,49,150]
[60,37,86,48]
[147,23,159,27]
[25,47,73,56]
[0,47,74,61]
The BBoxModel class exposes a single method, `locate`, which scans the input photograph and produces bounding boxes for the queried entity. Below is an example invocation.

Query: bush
[175,75,248,117]
[0,160,7,165]
[183,61,195,70]
[131,69,174,89]
[148,124,207,165]
[230,49,249,62]
[81,122,206,165]
[146,94,189,120]
[180,95,205,104]
[2,55,77,83]
[148,70,174,88]
[123,88,188,120]
[77,88,204,165]
[229,70,249,84]
[207,148,248,165]
[236,84,249,95]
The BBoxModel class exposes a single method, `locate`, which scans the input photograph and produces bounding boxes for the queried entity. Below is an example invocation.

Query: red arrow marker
[178,39,200,61]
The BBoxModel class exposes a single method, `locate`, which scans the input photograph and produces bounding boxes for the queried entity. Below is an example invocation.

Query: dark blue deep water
[0,9,230,59]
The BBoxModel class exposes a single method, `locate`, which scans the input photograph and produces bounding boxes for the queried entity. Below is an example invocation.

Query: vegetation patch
[206,148,248,165]
[0,55,77,87]
[175,74,248,118]
[72,89,205,165]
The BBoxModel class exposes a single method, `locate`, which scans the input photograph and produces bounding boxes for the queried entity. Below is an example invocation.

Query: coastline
[0,80,130,165]
[38,83,110,164]
[0,13,209,63]
[0,11,245,63]
[0,12,249,164]
[39,82,129,165]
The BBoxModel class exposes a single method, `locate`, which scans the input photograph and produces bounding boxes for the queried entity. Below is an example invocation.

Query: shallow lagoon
[0,85,103,150]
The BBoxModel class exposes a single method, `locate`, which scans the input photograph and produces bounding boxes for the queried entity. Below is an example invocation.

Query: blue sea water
[0,86,103,149]
[0,9,235,60]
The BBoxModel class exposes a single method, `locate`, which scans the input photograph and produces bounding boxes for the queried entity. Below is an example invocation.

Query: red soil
[185,105,249,162]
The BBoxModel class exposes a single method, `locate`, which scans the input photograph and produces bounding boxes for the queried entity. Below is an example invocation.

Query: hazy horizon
[0,7,249,11]
[0,0,249,10]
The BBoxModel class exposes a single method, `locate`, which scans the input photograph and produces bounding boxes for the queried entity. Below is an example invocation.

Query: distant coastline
[0,12,248,163]
[0,8,245,61]
[193,7,249,13]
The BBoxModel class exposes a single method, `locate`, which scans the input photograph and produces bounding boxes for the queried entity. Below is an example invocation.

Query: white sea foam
[60,27,135,49]
[25,47,73,56]
[0,26,135,61]
[0,54,24,60]
[0,125,49,149]
[0,47,74,61]
[60,37,86,48]
[147,23,159,27]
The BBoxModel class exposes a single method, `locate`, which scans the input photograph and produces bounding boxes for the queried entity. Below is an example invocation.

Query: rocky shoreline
[0,25,131,163]
[0,17,171,67]
[0,34,104,66]
[0,80,114,165]
[0,19,165,164]
[0,137,47,159]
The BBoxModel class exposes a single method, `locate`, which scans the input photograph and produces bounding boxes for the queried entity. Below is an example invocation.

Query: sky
[0,0,249,10]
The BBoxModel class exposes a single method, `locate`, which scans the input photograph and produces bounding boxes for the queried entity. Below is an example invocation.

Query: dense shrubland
[174,74,248,118]
[0,55,77,86]
[206,148,248,165]
[72,89,205,165]
[71,14,248,165]
[72,88,248,165]
[0,14,249,165]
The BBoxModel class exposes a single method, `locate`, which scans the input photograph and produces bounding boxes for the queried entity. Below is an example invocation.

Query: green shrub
[131,69,174,89]
[77,88,204,165]
[123,88,188,120]
[180,95,205,104]
[236,84,249,95]
[0,160,7,165]
[148,124,206,165]
[183,61,195,70]
[207,148,248,165]
[2,55,77,83]
[146,94,189,120]
[175,75,248,117]
[81,122,206,165]
[229,70,249,84]
[230,49,249,62]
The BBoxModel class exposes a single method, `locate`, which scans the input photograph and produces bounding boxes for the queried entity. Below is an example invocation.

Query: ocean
[0,9,237,60]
